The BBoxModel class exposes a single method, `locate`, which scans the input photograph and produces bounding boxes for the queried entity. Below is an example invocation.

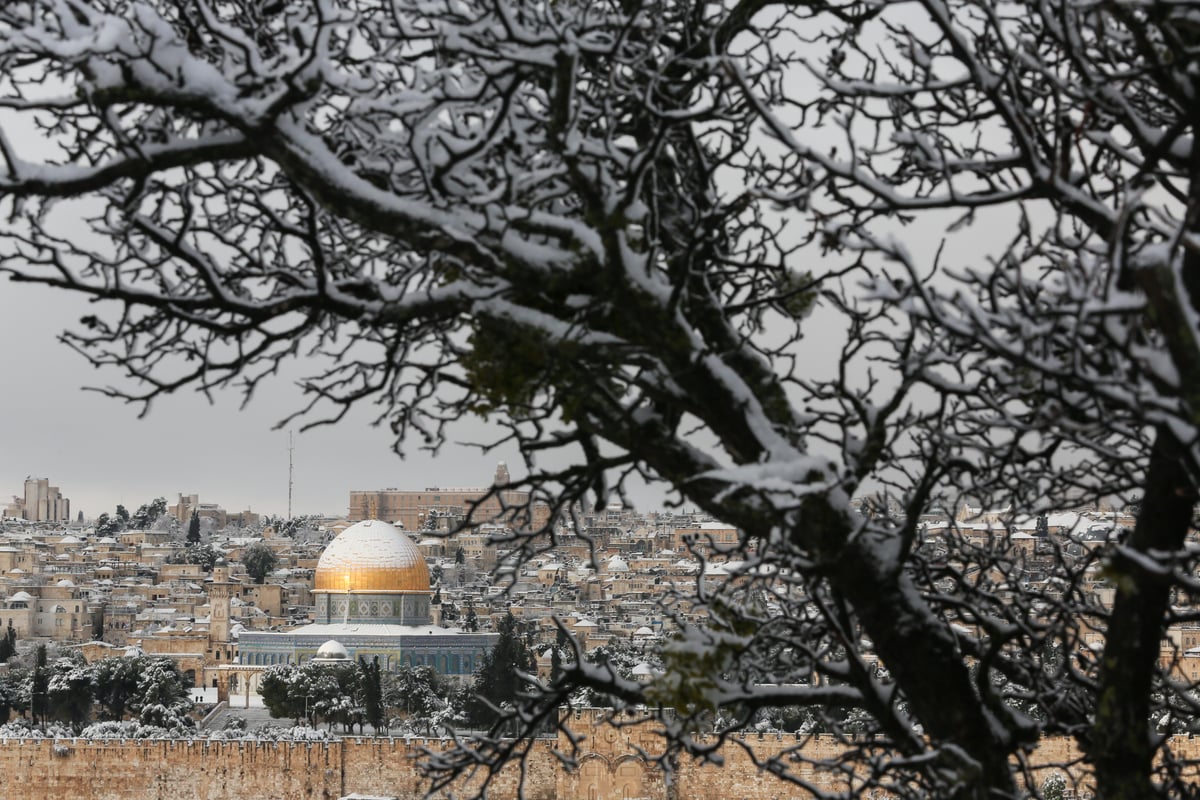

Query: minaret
[208,565,235,647]
[494,461,511,487]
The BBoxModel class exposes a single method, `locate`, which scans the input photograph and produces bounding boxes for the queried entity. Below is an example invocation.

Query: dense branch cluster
[1,1,1199,798]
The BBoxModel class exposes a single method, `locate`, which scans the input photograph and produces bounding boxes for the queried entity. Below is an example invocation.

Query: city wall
[0,731,1196,800]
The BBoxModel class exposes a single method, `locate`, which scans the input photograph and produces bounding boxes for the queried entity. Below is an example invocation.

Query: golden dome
[313,519,430,593]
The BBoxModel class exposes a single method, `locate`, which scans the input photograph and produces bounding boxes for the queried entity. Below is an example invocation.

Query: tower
[207,567,236,647]
[287,431,294,520]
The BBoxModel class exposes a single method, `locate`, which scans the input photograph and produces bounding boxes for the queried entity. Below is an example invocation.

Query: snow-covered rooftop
[249,622,476,638]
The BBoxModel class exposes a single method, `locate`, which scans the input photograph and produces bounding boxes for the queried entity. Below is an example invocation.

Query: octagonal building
[236,520,496,678]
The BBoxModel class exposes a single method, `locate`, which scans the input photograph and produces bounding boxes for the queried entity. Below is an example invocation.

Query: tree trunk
[1088,429,1196,799]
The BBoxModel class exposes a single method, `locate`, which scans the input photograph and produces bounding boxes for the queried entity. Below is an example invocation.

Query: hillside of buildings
[1,470,1192,724]
[4,468,1200,800]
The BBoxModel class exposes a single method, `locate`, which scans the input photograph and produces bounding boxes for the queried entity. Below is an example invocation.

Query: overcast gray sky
[0,278,541,520]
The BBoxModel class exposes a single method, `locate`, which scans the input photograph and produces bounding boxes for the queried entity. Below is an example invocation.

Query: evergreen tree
[186,512,201,547]
[468,612,535,727]
[314,664,361,732]
[0,670,20,723]
[92,656,143,721]
[48,655,94,733]
[258,664,306,724]
[357,656,385,733]
[29,644,48,728]
[551,626,569,684]
[385,665,454,735]
[260,661,350,728]
[184,543,220,572]
[242,542,278,584]
[133,657,192,729]
[0,622,16,663]
[130,497,167,530]
[463,605,478,633]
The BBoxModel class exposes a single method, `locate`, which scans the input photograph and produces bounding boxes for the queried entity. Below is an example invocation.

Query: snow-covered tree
[94,514,120,538]
[179,542,221,572]
[91,656,143,721]
[131,657,193,731]
[0,670,26,724]
[2,1,1200,798]
[258,664,308,724]
[259,661,355,729]
[47,656,94,734]
[130,498,168,530]
[384,664,453,735]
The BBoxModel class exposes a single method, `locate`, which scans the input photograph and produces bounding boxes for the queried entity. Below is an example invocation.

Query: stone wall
[0,736,563,800]
[0,726,1197,800]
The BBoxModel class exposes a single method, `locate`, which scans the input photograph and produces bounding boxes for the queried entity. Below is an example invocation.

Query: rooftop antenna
[287,431,294,520]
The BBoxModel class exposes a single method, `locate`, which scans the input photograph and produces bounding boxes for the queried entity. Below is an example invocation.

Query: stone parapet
[0,729,1194,800]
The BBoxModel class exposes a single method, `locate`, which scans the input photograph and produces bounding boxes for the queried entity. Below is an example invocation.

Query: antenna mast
[287,431,294,519]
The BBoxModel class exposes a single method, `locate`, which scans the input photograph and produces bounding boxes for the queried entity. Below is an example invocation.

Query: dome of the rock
[236,520,497,679]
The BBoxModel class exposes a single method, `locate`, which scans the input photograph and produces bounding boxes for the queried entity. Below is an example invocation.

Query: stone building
[348,463,549,530]
[0,579,91,640]
[168,493,228,529]
[3,477,70,522]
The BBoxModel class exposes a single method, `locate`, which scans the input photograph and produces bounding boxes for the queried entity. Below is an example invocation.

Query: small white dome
[633,626,654,637]
[315,639,350,661]
[55,578,76,587]
[606,555,630,573]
